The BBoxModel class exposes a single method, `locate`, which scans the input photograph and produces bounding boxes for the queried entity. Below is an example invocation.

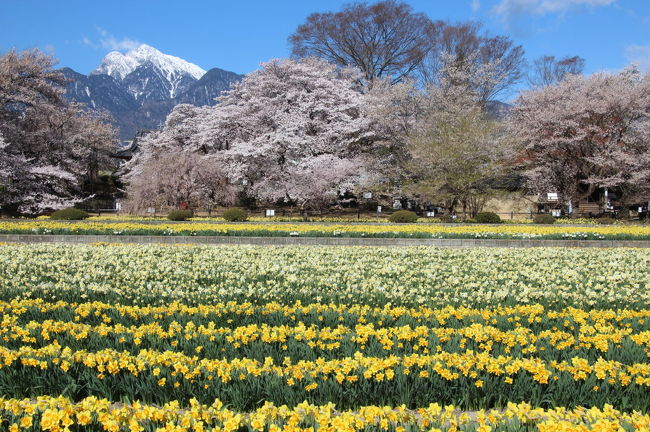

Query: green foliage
[222,208,249,222]
[167,210,193,221]
[389,210,418,223]
[49,208,89,220]
[474,212,502,224]
[533,214,556,224]
[406,96,508,217]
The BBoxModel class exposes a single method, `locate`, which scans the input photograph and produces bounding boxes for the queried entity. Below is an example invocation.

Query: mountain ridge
[62,44,242,140]
[92,44,206,81]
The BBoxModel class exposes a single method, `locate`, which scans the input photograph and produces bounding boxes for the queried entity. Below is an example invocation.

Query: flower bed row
[2,296,650,411]
[3,396,647,432]
[1,244,648,308]
[2,220,650,240]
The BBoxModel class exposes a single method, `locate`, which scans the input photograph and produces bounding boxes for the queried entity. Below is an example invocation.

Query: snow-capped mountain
[93,44,205,81]
[93,44,206,99]
[92,51,139,81]
[62,44,242,140]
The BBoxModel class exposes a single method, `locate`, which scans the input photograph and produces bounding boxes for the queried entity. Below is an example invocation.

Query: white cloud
[625,44,650,72]
[82,36,98,49]
[96,27,141,51]
[82,27,141,52]
[492,0,616,34]
[42,44,56,55]
[471,0,481,13]
[493,0,615,18]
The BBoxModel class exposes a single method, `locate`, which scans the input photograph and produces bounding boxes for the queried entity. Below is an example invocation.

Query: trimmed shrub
[49,208,89,220]
[474,212,502,224]
[389,210,418,223]
[222,208,249,222]
[533,214,556,224]
[597,217,615,225]
[167,210,193,221]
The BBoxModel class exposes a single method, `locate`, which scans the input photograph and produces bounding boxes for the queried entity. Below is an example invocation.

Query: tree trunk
[447,198,457,216]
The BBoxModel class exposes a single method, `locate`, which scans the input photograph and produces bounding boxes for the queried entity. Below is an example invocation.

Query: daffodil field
[2,220,650,240]
[1,243,649,431]
[77,215,613,224]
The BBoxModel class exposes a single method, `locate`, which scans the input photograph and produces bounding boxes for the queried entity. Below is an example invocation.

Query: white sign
[146,207,155,214]
[363,192,373,199]
[551,210,561,217]
[376,206,382,213]
[426,211,435,217]
[265,209,275,217]
[115,201,122,211]
[547,193,559,201]
[639,207,644,213]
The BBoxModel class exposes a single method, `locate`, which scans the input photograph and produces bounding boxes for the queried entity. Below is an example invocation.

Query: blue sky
[1,0,649,80]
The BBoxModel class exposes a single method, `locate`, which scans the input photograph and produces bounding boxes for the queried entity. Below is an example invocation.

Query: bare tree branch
[289,1,434,84]
[527,55,585,88]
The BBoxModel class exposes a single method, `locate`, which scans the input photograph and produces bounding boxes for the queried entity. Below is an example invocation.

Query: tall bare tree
[527,55,585,88]
[289,0,435,84]
[421,21,526,103]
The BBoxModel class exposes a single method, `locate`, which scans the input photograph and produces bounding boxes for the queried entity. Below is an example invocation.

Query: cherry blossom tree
[122,104,211,178]
[0,133,20,202]
[201,58,376,218]
[155,104,212,152]
[362,77,425,199]
[366,78,423,149]
[0,49,117,214]
[509,66,650,211]
[124,152,236,213]
[122,105,236,213]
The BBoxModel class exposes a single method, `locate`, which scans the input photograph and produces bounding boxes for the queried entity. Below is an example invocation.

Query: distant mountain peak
[64,45,241,140]
[92,44,206,82]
